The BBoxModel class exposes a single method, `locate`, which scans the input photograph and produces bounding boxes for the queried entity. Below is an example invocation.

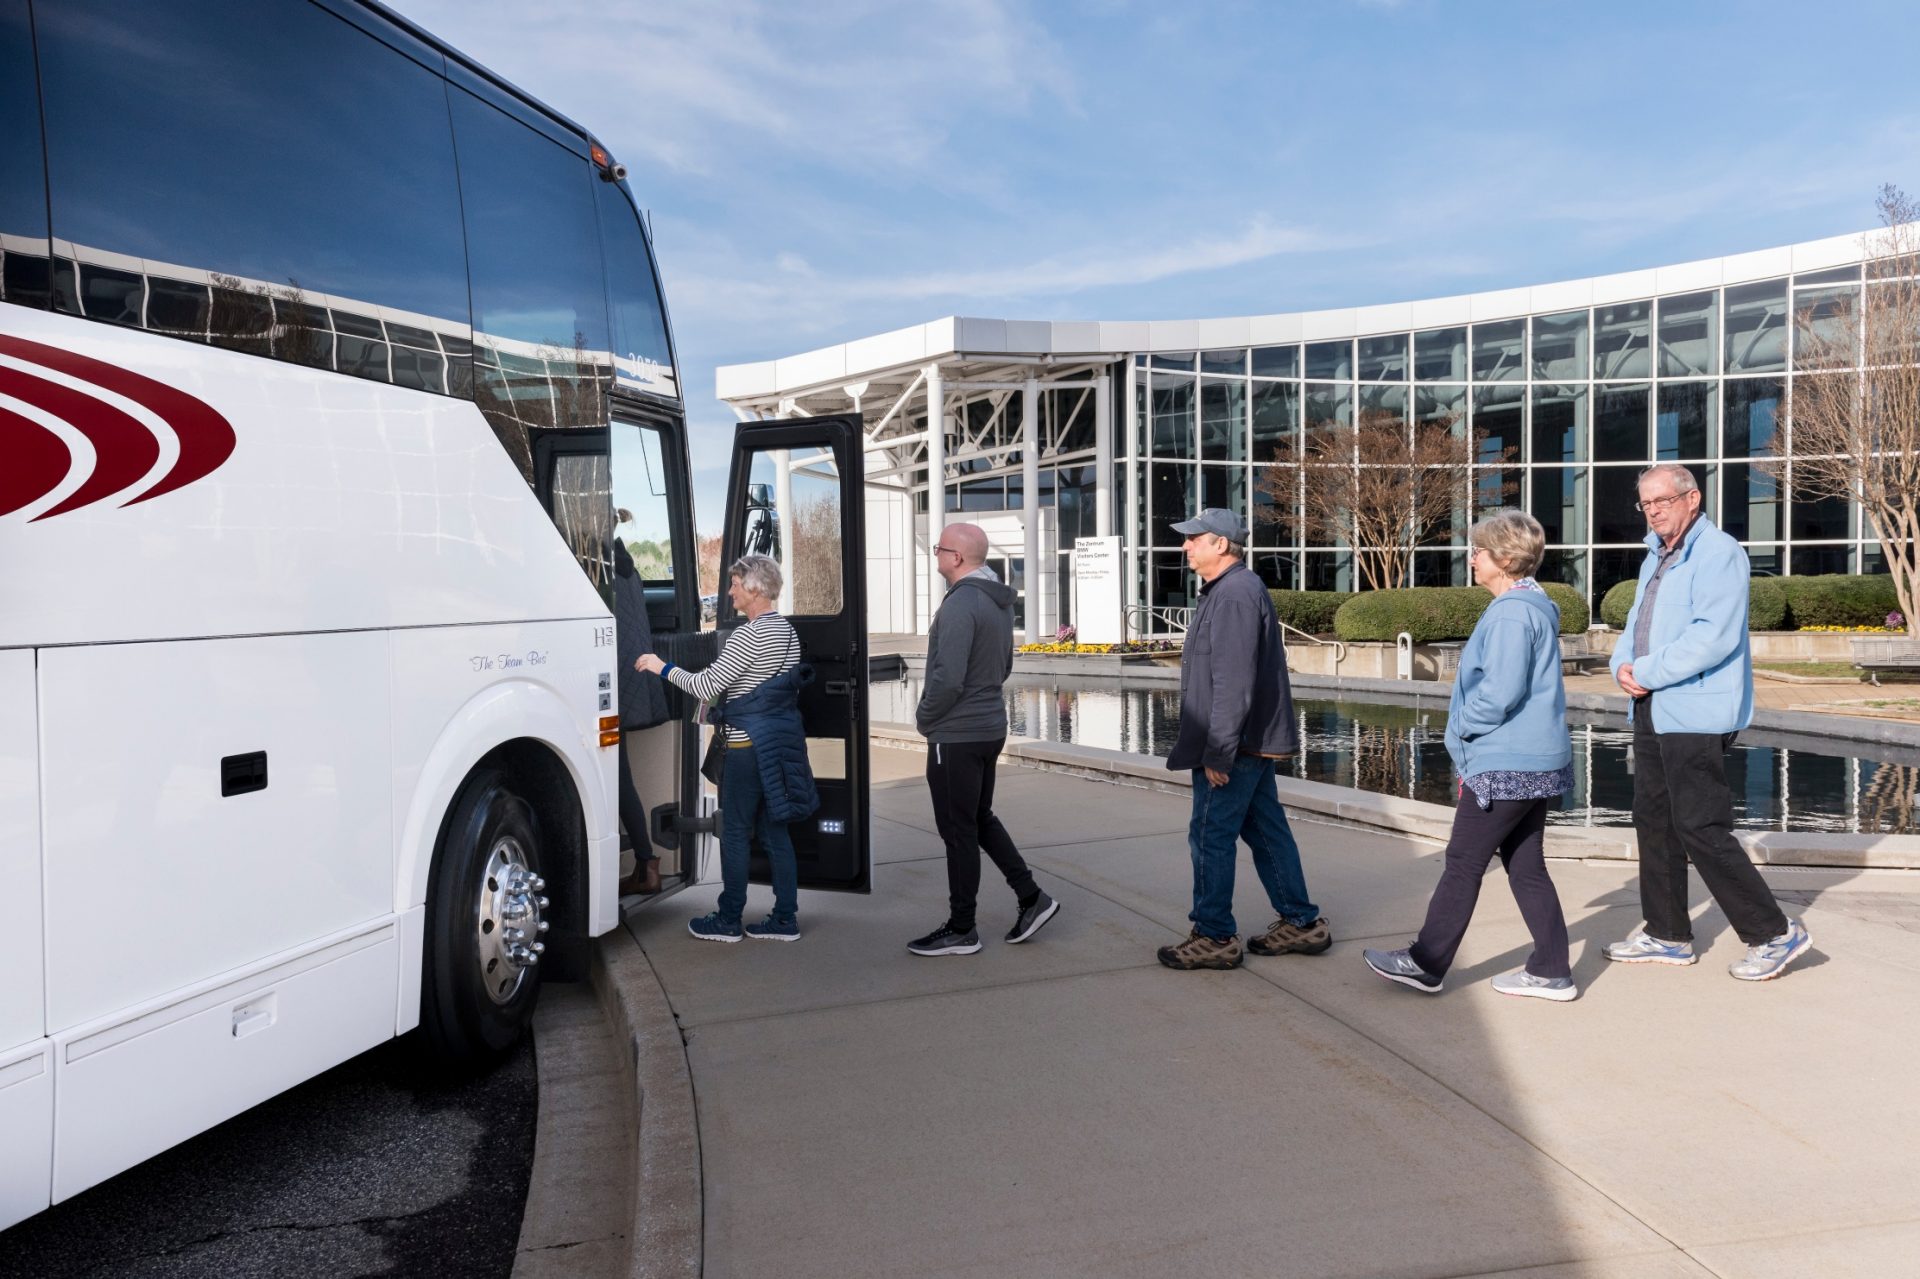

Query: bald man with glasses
[1606,463,1810,981]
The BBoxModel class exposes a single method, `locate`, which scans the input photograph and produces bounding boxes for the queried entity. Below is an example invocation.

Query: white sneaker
[1728,919,1812,982]
[1490,969,1578,1002]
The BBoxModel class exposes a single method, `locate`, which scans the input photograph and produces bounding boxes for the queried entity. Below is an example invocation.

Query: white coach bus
[1,0,872,1229]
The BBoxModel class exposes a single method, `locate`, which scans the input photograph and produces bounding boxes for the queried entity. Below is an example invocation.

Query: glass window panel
[1149,463,1196,547]
[1132,379,1148,457]
[1536,549,1587,598]
[1591,546,1646,606]
[1414,550,1468,587]
[37,0,469,349]
[1252,467,1297,546]
[1471,319,1526,381]
[1248,551,1299,591]
[77,264,142,326]
[1200,348,1247,374]
[1150,372,1195,459]
[1657,290,1718,377]
[1531,310,1589,381]
[1594,301,1652,379]
[1358,383,1407,422]
[598,181,677,399]
[1720,462,1781,542]
[208,282,276,358]
[1531,384,1587,464]
[336,333,389,381]
[1199,465,1245,523]
[1656,381,1715,460]
[1303,551,1353,592]
[1724,279,1788,373]
[1792,280,1860,371]
[1791,544,1854,576]
[1250,344,1298,378]
[1796,265,1861,285]
[1475,466,1521,514]
[1150,551,1196,612]
[1415,384,1466,433]
[1250,380,1297,458]
[1594,466,1647,543]
[1723,377,1783,457]
[145,277,209,339]
[1530,467,1587,544]
[1151,351,1195,370]
[1791,489,1852,541]
[1304,340,1352,380]
[1414,326,1467,381]
[551,450,614,602]
[1593,384,1649,463]
[1357,333,1408,381]
[1199,378,1246,462]
[1303,382,1351,440]
[1746,546,1782,576]
[1471,384,1524,464]
[957,477,1004,511]
[611,422,678,582]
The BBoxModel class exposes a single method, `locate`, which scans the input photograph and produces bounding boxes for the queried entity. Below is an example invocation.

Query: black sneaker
[1005,891,1060,944]
[907,921,981,956]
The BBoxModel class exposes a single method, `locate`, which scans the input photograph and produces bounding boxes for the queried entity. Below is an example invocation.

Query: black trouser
[1410,791,1570,980]
[617,735,656,867]
[1632,706,1785,946]
[926,737,1037,932]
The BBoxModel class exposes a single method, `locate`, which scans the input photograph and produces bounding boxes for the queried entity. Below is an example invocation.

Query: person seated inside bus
[613,538,669,896]
[635,554,818,942]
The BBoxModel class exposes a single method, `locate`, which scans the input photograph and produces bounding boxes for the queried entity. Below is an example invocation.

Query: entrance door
[719,416,871,893]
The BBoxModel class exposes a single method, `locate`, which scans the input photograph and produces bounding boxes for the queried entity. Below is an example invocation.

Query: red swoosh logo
[0,402,71,518]
[0,331,237,518]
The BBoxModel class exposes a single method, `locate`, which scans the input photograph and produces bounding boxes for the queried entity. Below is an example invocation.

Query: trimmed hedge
[1602,573,1842,632]
[1778,573,1900,629]
[1333,583,1587,643]
[1268,589,1346,636]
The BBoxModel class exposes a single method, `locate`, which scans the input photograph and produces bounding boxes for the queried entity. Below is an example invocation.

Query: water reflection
[873,676,1920,835]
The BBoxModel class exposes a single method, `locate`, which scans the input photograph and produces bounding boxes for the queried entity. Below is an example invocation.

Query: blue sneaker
[746,913,800,942]
[1728,919,1811,982]
[1603,930,1696,965]
[687,912,743,943]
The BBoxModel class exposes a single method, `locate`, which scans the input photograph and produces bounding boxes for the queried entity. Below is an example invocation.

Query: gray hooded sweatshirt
[915,568,1017,743]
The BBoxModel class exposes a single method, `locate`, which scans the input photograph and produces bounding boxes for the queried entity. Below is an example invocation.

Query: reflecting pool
[873,675,1920,835]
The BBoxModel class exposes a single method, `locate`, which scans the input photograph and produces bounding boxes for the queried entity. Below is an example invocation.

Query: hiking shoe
[908,922,981,956]
[745,913,800,942]
[687,912,743,943]
[1362,947,1442,994]
[1247,915,1332,956]
[1156,930,1243,970]
[1005,891,1060,944]
[1490,969,1578,1002]
[1603,930,1696,966]
[1728,919,1812,982]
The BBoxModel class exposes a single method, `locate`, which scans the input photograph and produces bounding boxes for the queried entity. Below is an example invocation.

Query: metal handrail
[1279,619,1347,663]
[1129,603,1348,664]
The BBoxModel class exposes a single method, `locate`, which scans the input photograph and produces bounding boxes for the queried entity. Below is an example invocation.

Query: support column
[773,447,794,614]
[1094,371,1114,538]
[925,364,946,627]
[1022,377,1040,644]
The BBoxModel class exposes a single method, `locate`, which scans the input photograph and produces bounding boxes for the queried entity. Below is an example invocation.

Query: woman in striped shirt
[636,554,808,942]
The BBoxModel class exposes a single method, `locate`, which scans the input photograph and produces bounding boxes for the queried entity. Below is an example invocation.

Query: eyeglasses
[933,544,956,557]
[1633,493,1690,514]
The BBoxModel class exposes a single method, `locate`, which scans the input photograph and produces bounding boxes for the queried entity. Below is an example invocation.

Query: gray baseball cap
[1169,507,1249,543]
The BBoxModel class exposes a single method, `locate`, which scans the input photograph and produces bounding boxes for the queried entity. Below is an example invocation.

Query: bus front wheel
[421,770,549,1062]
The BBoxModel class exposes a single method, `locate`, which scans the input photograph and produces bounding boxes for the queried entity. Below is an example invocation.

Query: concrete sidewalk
[619,746,1920,1278]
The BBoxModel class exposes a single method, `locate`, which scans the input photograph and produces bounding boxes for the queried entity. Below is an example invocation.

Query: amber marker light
[599,714,620,748]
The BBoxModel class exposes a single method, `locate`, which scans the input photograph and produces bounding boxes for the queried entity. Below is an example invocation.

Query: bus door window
[727,450,844,623]
[547,448,613,603]
[611,422,681,634]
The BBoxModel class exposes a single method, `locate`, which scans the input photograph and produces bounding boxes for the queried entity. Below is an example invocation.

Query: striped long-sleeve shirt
[665,613,800,744]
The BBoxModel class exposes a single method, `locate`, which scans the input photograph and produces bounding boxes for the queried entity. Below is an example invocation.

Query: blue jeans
[717,744,799,923]
[1188,755,1317,940]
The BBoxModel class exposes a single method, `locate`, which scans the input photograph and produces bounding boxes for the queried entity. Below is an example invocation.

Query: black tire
[420,770,547,1064]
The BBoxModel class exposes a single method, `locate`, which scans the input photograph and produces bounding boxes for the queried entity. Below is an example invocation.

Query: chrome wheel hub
[477,837,549,1004]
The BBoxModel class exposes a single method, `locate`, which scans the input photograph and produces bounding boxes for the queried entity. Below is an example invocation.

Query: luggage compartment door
[719,415,871,893]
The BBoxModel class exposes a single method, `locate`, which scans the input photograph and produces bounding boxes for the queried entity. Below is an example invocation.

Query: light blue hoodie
[1445,589,1572,777]
[1608,516,1754,734]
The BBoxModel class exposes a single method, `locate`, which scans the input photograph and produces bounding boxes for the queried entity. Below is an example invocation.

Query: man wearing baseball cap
[1157,508,1329,970]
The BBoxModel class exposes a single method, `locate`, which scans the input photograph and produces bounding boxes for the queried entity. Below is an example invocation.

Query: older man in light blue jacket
[1606,463,1810,981]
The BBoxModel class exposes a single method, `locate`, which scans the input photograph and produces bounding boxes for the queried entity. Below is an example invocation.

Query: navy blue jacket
[1167,561,1299,774]
[711,664,821,823]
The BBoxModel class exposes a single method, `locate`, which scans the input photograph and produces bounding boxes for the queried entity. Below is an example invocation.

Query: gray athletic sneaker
[1490,969,1578,1002]
[1362,947,1441,993]
[1603,930,1697,965]
[1728,919,1812,982]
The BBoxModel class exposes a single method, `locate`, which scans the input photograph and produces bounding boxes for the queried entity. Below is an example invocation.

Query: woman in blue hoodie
[1363,511,1577,1001]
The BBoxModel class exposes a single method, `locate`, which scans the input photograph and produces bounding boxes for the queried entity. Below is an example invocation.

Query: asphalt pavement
[0,1033,536,1278]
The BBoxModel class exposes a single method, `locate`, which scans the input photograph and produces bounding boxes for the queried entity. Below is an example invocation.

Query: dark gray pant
[1631,707,1786,947]
[1410,791,1570,979]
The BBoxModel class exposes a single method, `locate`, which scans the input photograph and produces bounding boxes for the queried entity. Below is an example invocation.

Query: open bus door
[711,416,872,894]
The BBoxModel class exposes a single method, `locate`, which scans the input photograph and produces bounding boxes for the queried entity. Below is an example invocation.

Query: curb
[590,923,703,1279]
[870,722,1920,872]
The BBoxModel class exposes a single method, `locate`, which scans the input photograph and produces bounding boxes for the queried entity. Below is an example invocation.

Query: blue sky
[399,0,1918,533]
